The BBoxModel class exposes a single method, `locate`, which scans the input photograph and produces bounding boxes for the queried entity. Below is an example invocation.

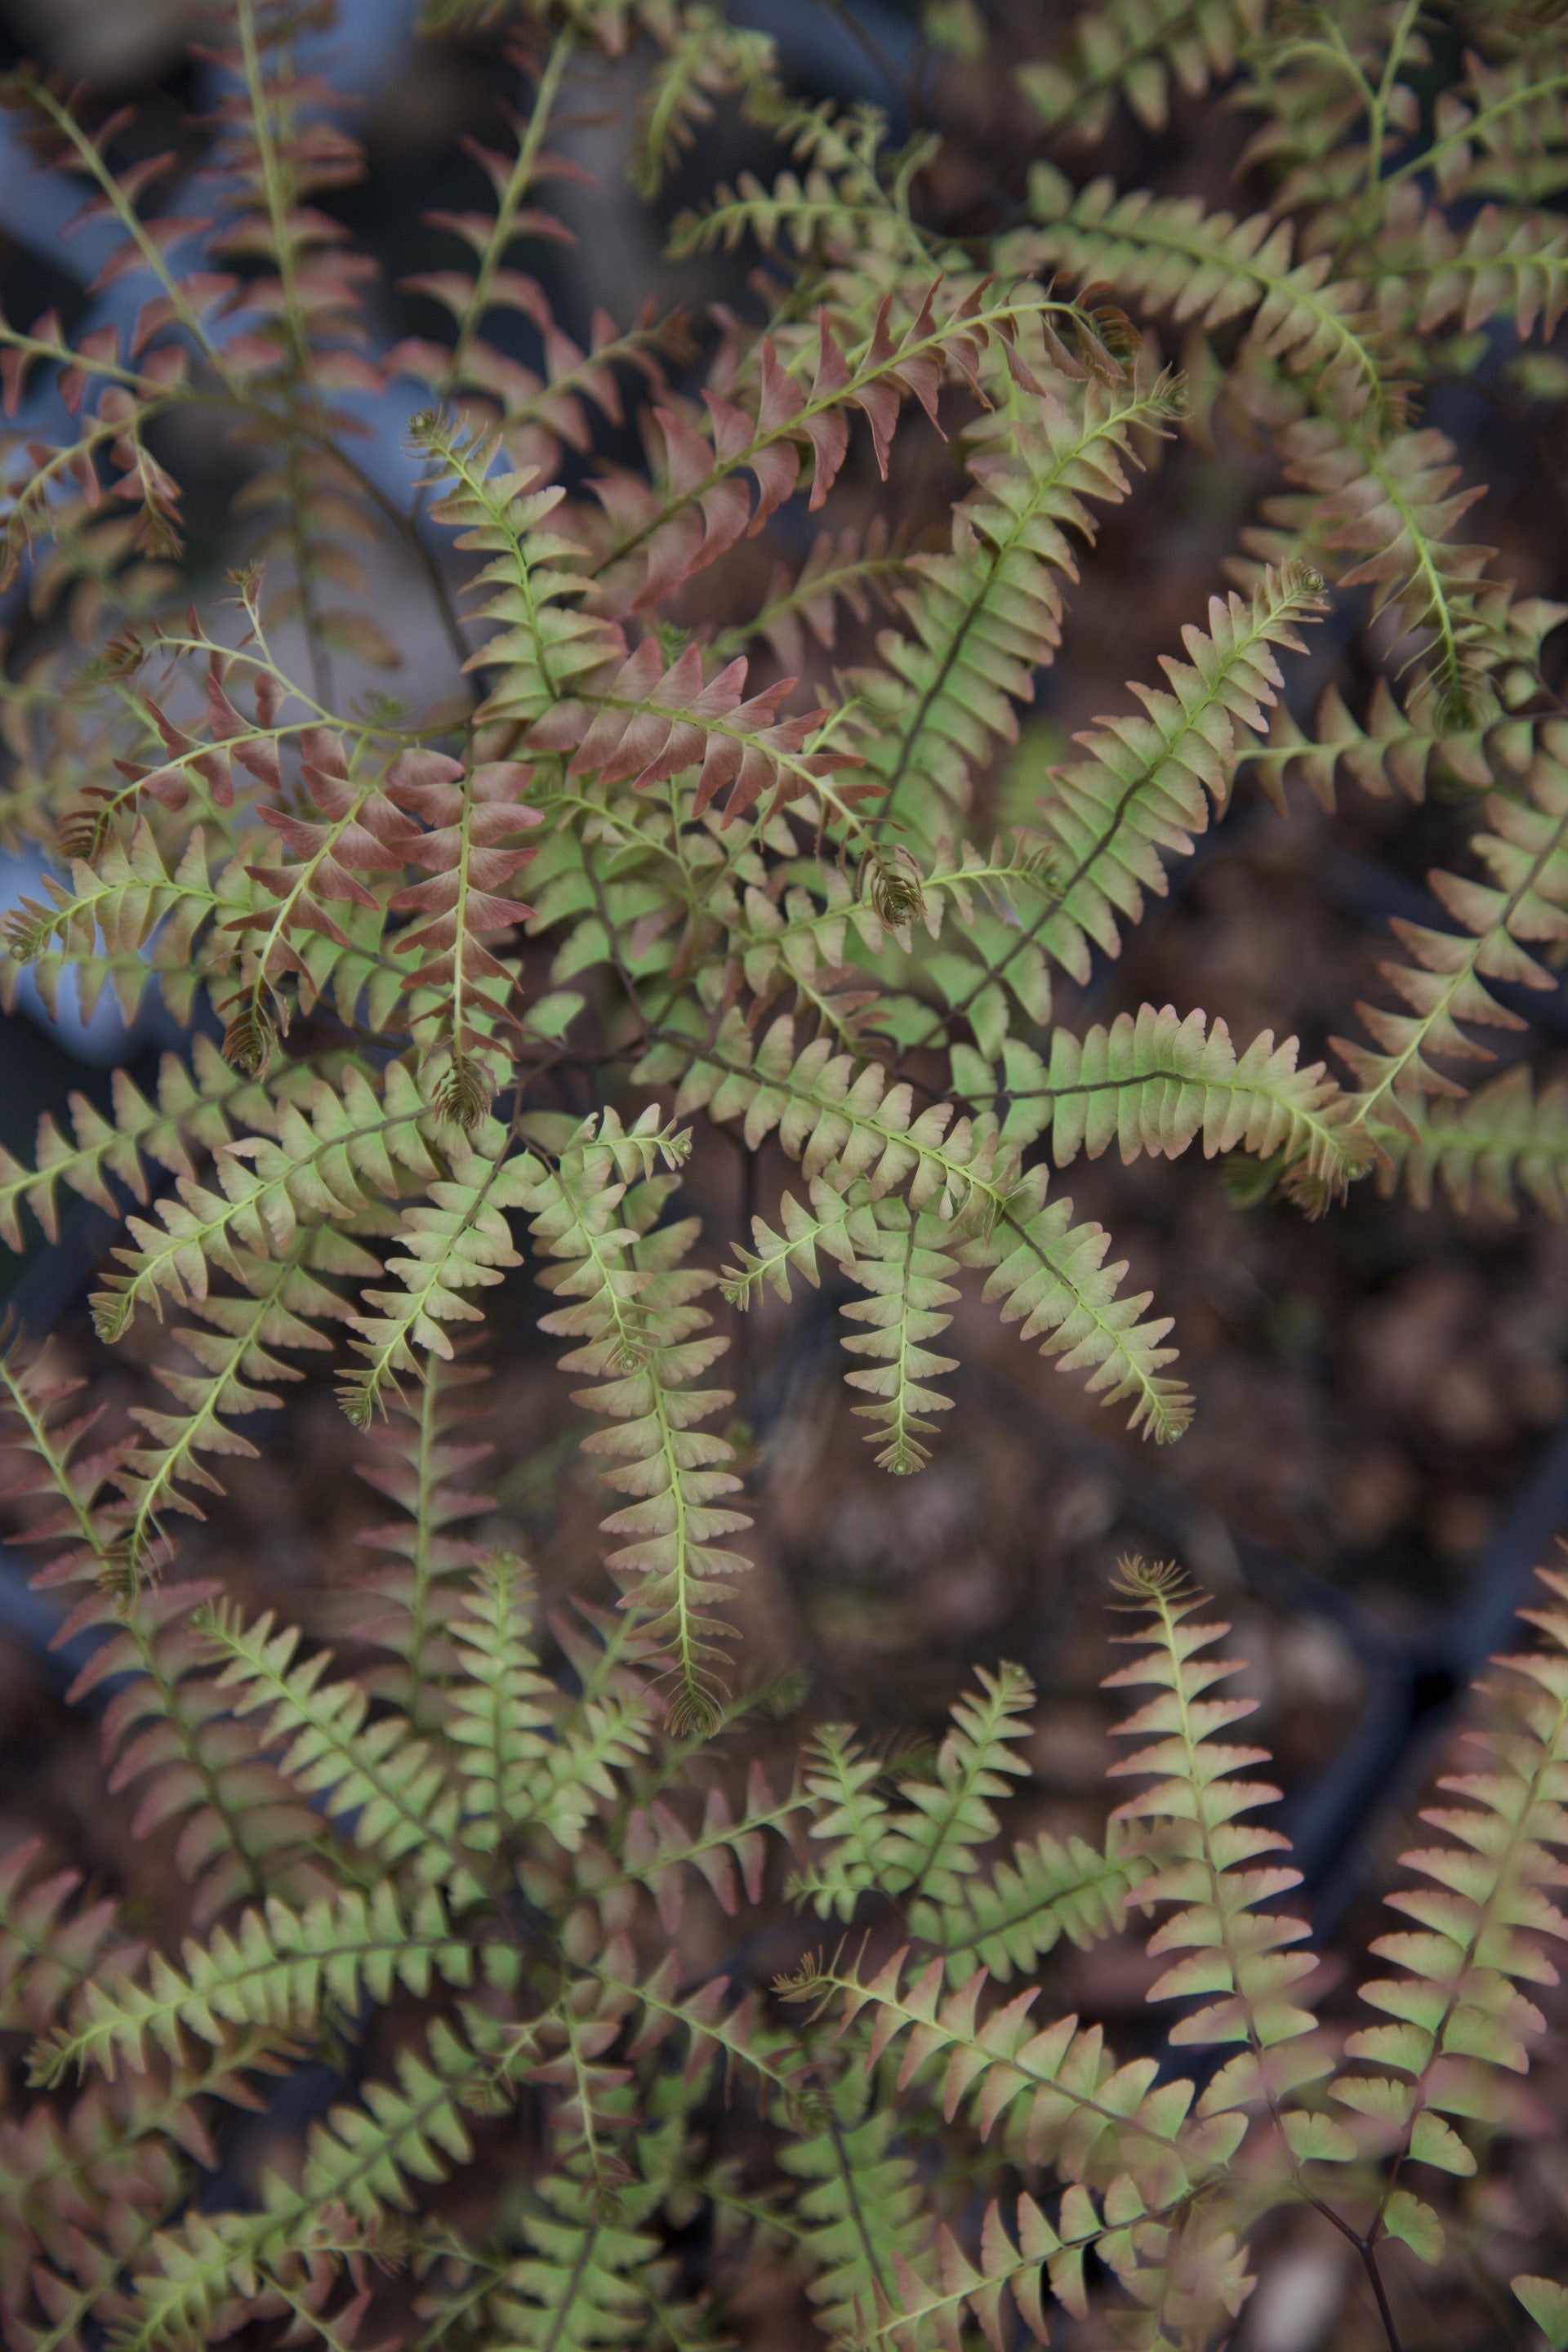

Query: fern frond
[1370,1064,1568,1216]
[518,1109,748,1735]
[196,1601,477,1900]
[1374,193,1568,340]
[385,754,541,1125]
[338,1114,533,1429]
[792,1671,1033,1918]
[0,1840,125,2036]
[708,519,904,670]
[1243,675,1491,812]
[586,282,1083,616]
[390,26,679,466]
[1400,38,1568,205]
[2,819,229,997]
[32,1882,472,2086]
[839,1195,961,1473]
[0,2023,291,2341]
[971,1003,1373,1206]
[720,1174,871,1307]
[634,6,775,198]
[117,2016,487,2352]
[1338,730,1568,1124]
[1018,0,1265,138]
[1009,165,1388,420]
[852,372,1185,846]
[220,733,440,1056]
[110,1222,372,1568]
[1105,1562,1333,2127]
[1330,1563,1568,2225]
[353,1353,496,1713]
[780,1941,1241,2195]
[1278,420,1503,729]
[645,1007,1192,1440]
[447,1552,556,1854]
[792,1724,895,1924]
[778,2068,929,2345]
[70,1579,331,1922]
[0,1038,261,1253]
[610,1759,803,1931]
[933,561,1328,1031]
[668,95,932,270]
[413,411,617,727]
[527,635,866,826]
[488,2157,674,2350]
[881,1661,1034,1903]
[916,1825,1147,1987]
[0,1337,133,1586]
[90,1060,439,1343]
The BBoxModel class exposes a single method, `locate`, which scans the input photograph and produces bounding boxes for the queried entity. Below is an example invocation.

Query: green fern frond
[1370,1063,1568,1215]
[518,1108,748,1735]
[1008,164,1389,420]
[778,1940,1241,2196]
[113,1221,376,1570]
[413,412,614,727]
[915,1824,1147,1987]
[881,1661,1034,1903]
[793,1724,896,1923]
[1105,1563,1334,2129]
[853,372,1184,848]
[91,1061,440,1343]
[1017,0,1265,138]
[195,1601,477,1898]
[778,2068,928,2344]
[1330,1563,1568,2230]
[338,1116,535,1429]
[931,561,1328,1033]
[963,1002,1372,1205]
[634,7,776,199]
[1338,728,1568,1123]
[794,1666,1033,1916]
[0,1039,263,1254]
[353,1353,496,1716]
[1,819,228,988]
[644,1008,1192,1441]
[31,1882,472,2086]
[116,2017,488,2352]
[668,96,933,269]
[447,1552,557,1854]
[840,1195,961,1473]
[720,1174,871,1307]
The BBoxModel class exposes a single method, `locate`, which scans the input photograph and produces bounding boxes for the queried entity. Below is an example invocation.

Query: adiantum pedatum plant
[1,2,1567,2345]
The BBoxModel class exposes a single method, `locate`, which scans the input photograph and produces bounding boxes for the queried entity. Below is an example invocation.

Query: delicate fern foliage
[1329,1568,1568,2243]
[1104,1562,1329,2117]
[5,0,1553,1626]
[1,6,1567,2341]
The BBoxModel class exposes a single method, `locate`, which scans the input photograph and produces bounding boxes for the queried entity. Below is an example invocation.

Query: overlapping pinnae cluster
[0,0,1557,1682]
[11,1307,1568,2352]
[0,2,1565,2341]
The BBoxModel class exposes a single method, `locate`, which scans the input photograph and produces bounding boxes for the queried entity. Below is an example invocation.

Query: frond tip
[1109,1552,1192,1604]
